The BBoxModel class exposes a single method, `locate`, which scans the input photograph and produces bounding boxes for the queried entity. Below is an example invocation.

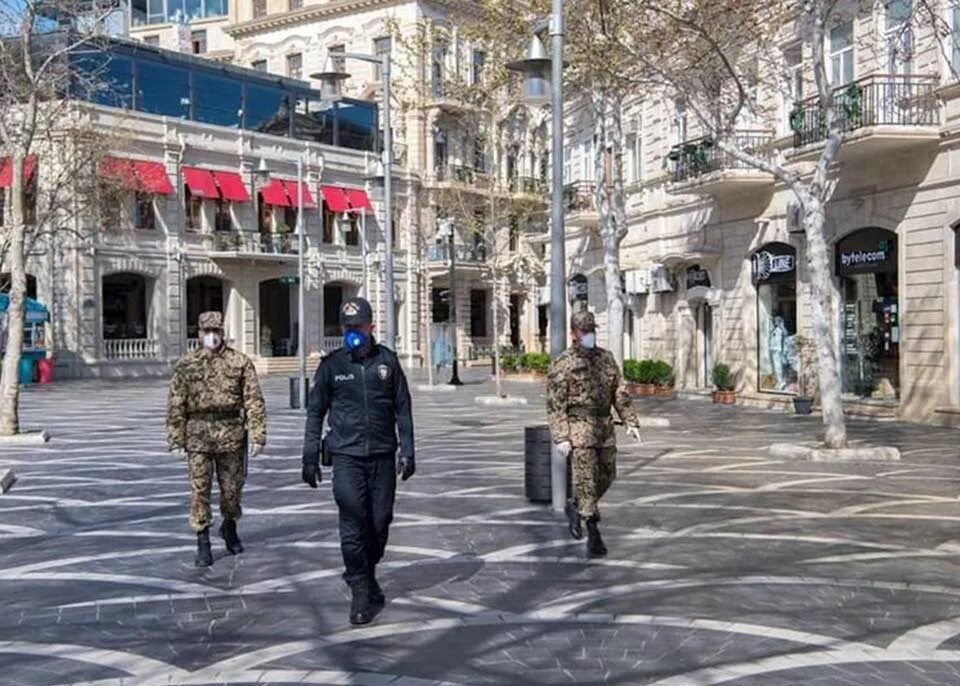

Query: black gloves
[397,456,415,481]
[302,462,321,488]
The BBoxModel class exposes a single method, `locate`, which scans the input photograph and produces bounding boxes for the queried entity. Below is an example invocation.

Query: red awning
[0,156,38,188]
[345,189,373,213]
[182,167,220,199]
[133,161,173,195]
[213,171,250,203]
[283,180,317,209]
[99,156,139,190]
[260,178,290,207]
[321,185,350,213]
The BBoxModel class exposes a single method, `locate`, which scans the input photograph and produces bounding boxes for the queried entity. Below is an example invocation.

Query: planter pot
[793,397,814,415]
[640,384,655,396]
[654,386,674,398]
[718,390,736,405]
[711,390,720,403]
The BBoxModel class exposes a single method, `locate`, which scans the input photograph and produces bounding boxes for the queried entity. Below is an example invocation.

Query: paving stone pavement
[4,372,960,684]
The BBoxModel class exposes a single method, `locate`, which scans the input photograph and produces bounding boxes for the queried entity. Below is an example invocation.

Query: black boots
[349,579,375,625]
[565,498,583,540]
[586,517,607,558]
[220,519,244,555]
[369,575,385,610]
[195,528,213,567]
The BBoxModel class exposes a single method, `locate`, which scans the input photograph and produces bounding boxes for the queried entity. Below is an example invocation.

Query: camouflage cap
[340,297,373,326]
[570,310,597,333]
[198,311,223,331]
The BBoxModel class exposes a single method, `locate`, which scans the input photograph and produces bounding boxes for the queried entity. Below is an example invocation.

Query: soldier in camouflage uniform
[547,310,642,557]
[167,311,267,567]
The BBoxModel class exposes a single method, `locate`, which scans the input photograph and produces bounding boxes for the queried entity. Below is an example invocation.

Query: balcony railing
[563,181,596,213]
[434,164,490,186]
[205,232,299,255]
[790,74,939,148]
[104,338,159,360]
[427,243,488,264]
[322,336,342,352]
[668,131,772,183]
[516,176,547,196]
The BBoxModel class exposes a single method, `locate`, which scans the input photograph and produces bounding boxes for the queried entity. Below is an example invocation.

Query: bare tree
[0,2,117,435]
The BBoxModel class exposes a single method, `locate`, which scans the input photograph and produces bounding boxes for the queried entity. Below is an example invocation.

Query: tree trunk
[488,115,503,397]
[0,154,28,435]
[606,93,627,366]
[802,195,846,448]
[424,263,434,386]
[492,270,503,397]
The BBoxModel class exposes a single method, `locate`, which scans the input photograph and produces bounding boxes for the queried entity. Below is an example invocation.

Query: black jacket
[302,341,414,465]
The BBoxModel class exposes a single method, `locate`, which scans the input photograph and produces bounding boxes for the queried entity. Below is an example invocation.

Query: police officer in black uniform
[301,296,415,625]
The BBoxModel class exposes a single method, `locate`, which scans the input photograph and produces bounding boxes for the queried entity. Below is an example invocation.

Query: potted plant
[711,363,736,404]
[793,336,816,414]
[623,359,643,395]
[637,359,656,395]
[523,352,550,377]
[652,360,674,398]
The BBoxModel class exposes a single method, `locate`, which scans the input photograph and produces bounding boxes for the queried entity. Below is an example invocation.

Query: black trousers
[332,453,397,586]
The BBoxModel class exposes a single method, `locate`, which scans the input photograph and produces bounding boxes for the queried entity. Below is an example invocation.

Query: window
[195,72,242,128]
[143,35,159,46]
[185,185,202,231]
[473,137,486,172]
[100,184,122,229]
[539,152,549,183]
[322,204,336,243]
[432,287,450,323]
[135,193,156,230]
[392,207,400,248]
[253,0,266,18]
[373,37,391,81]
[563,145,572,184]
[286,53,302,80]
[627,128,642,183]
[245,85,288,134]
[345,214,360,246]
[328,44,345,72]
[191,30,206,55]
[251,59,267,72]
[471,49,486,85]
[885,0,913,75]
[288,0,301,9]
[283,206,298,233]
[136,60,190,119]
[214,200,233,232]
[508,217,519,252]
[580,137,594,181]
[784,45,803,132]
[431,41,446,98]
[673,99,687,145]
[470,289,488,337]
[829,21,854,86]
[131,0,228,26]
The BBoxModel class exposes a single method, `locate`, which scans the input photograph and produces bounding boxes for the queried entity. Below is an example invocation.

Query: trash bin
[289,376,311,409]
[37,357,54,384]
[524,425,571,503]
[19,356,35,385]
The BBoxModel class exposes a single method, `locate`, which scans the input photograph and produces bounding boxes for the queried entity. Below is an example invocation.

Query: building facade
[561,0,960,425]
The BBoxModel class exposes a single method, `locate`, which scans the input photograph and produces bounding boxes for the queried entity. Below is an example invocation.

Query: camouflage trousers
[571,447,617,519]
[187,450,245,533]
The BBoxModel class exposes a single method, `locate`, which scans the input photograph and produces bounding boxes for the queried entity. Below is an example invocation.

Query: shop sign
[752,243,796,284]
[568,273,588,303]
[686,265,711,289]
[835,228,897,275]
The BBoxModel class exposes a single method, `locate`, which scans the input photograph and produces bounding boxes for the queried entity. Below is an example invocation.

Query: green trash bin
[19,356,35,385]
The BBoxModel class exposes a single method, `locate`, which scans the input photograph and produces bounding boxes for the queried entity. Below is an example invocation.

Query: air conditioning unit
[624,269,650,295]
[650,265,675,293]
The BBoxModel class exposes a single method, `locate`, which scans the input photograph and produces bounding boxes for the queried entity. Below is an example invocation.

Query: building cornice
[224,0,405,38]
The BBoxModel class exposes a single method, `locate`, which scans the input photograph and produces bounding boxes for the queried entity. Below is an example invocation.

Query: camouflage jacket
[166,346,267,453]
[546,345,640,448]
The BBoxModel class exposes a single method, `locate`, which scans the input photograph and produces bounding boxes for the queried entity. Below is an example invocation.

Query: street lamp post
[312,51,396,351]
[508,2,567,512]
[296,157,307,415]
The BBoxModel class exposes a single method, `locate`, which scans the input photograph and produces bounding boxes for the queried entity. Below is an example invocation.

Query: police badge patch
[377,364,391,380]
[342,302,360,317]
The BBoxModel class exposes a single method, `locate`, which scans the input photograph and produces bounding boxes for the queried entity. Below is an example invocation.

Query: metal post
[549,1,568,513]
[382,54,396,351]
[448,229,463,385]
[297,158,307,414]
[360,209,368,298]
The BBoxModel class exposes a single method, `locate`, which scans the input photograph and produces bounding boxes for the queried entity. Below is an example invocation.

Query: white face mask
[580,332,597,350]
[202,333,222,350]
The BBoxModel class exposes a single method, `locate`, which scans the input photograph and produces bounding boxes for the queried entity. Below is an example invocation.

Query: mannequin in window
[769,315,788,391]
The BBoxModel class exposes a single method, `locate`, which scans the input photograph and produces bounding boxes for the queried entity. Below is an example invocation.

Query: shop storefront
[836,227,899,400]
[752,242,799,394]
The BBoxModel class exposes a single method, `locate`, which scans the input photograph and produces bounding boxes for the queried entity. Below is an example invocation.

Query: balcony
[193,232,301,263]
[508,176,548,199]
[563,181,598,228]
[426,242,488,271]
[667,131,774,197]
[789,74,939,159]
[427,164,493,193]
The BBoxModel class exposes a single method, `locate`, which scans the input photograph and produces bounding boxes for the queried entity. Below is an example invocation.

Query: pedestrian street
[4,374,960,684]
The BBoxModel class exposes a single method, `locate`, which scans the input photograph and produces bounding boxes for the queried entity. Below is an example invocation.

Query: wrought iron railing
[790,74,939,148]
[516,176,547,196]
[667,131,773,182]
[562,181,596,213]
[434,164,489,186]
[426,243,488,264]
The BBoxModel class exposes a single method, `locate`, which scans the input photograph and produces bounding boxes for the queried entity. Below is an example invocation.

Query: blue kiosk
[0,294,50,384]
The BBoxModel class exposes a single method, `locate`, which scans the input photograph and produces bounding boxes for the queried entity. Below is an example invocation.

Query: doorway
[695,302,713,389]
[509,294,521,348]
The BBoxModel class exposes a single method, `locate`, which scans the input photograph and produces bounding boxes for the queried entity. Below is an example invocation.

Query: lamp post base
[449,361,464,386]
